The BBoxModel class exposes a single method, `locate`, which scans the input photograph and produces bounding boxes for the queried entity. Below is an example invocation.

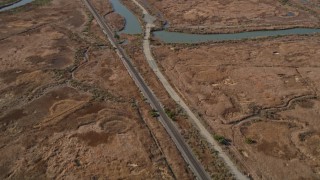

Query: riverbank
[90,0,126,32]
[110,0,320,44]
[0,0,53,12]
[0,0,21,9]
[143,0,320,34]
[110,0,320,179]
[163,24,320,35]
[152,28,320,44]
[118,0,249,178]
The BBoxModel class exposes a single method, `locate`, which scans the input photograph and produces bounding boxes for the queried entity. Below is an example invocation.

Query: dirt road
[131,0,249,179]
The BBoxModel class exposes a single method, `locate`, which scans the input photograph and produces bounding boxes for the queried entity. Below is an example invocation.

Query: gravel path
[131,0,250,179]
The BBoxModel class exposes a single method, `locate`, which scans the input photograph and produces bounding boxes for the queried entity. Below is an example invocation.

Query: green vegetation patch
[244,137,256,144]
[213,135,229,145]
[165,108,176,120]
[150,109,159,117]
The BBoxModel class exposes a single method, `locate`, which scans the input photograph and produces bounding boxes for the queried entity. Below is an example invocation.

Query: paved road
[82,0,211,179]
[130,0,249,179]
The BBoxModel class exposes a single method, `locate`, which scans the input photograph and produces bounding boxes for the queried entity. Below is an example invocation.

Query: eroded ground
[121,34,234,179]
[152,35,320,179]
[144,0,320,33]
[0,0,192,179]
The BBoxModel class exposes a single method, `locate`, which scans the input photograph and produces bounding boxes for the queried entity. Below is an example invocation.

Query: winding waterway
[0,0,33,12]
[110,0,142,34]
[110,0,320,43]
[2,0,320,43]
[153,28,320,43]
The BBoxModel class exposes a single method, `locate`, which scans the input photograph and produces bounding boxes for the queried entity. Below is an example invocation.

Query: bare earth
[1,0,320,179]
[0,0,193,179]
[152,35,320,179]
[144,0,320,33]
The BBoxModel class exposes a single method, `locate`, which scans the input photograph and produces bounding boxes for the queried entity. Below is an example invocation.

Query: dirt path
[131,0,249,179]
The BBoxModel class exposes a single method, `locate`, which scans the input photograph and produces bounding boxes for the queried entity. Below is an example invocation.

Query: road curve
[82,0,211,179]
[130,0,249,179]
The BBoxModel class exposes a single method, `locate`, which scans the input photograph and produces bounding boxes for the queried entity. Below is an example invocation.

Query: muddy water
[153,28,320,43]
[110,0,142,34]
[2,0,319,43]
[0,0,33,12]
[110,0,320,43]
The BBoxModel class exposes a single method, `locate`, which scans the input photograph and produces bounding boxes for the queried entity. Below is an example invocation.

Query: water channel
[109,0,320,43]
[110,0,142,34]
[153,28,320,43]
[0,0,33,12]
[2,0,320,43]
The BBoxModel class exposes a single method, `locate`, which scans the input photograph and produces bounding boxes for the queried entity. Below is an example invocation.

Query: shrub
[165,108,176,120]
[150,109,159,117]
[279,0,289,4]
[114,33,120,39]
[214,135,229,145]
[245,138,256,144]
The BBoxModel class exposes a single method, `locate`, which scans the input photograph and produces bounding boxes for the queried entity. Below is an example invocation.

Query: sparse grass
[165,108,176,120]
[245,137,256,144]
[130,99,138,108]
[83,13,94,33]
[298,131,314,142]
[184,128,233,179]
[213,135,229,145]
[52,69,70,80]
[74,48,88,66]
[33,0,51,6]
[150,109,159,117]
[82,11,108,45]
[69,79,115,102]
[279,0,289,5]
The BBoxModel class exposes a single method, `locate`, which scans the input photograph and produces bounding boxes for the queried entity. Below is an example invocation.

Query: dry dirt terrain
[91,0,126,32]
[121,34,234,179]
[2,0,319,179]
[291,0,320,16]
[0,0,194,179]
[152,34,320,179]
[144,0,320,33]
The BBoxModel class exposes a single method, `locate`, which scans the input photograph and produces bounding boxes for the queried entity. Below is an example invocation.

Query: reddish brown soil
[91,0,125,32]
[122,35,234,179]
[0,0,193,179]
[105,12,125,31]
[152,35,320,179]
[291,0,320,17]
[119,0,320,178]
[143,0,320,33]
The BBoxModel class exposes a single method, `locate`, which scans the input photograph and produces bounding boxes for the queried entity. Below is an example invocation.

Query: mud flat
[0,0,193,179]
[152,34,320,179]
[144,0,320,33]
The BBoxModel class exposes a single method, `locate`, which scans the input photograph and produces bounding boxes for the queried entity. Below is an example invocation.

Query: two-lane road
[82,0,211,179]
